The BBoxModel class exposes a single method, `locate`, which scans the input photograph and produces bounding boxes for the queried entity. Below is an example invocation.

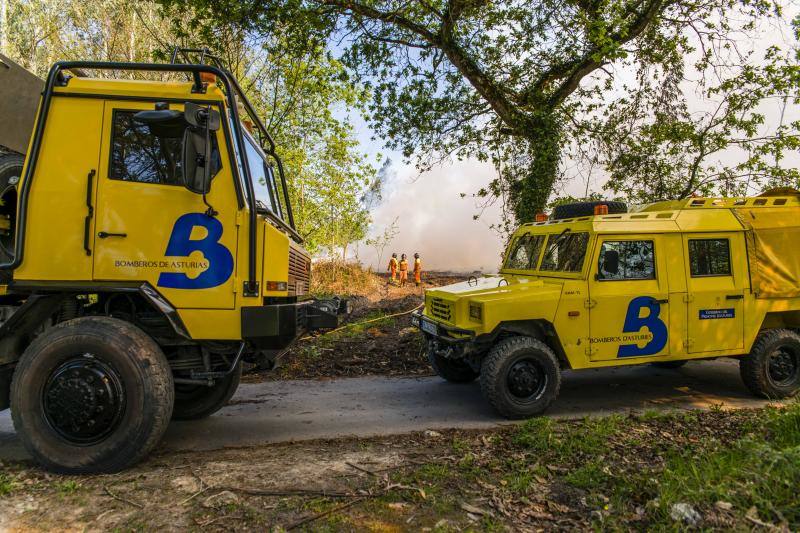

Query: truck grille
[429,297,453,323]
[288,246,311,295]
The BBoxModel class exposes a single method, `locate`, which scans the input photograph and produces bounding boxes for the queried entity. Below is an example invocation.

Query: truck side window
[597,240,655,280]
[109,110,183,185]
[688,238,731,276]
[504,234,545,270]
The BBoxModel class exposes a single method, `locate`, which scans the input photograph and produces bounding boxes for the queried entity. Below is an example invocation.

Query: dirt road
[0,358,775,463]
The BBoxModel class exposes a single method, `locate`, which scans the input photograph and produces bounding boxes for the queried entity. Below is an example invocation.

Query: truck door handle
[651,298,669,304]
[97,231,127,239]
[83,169,95,256]
[725,294,744,300]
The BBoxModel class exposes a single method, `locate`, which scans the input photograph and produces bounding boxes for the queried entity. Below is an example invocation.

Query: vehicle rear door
[588,236,671,361]
[684,233,745,353]
[92,101,239,309]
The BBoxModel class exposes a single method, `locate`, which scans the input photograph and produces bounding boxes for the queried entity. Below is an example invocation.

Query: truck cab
[0,52,344,473]
[414,196,800,418]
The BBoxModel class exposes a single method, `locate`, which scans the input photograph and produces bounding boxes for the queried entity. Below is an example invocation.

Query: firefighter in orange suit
[399,254,409,287]
[387,253,398,283]
[413,253,422,286]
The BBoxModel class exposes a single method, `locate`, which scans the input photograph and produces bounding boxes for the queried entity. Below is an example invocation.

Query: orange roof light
[199,71,217,85]
[535,212,548,222]
[594,204,609,215]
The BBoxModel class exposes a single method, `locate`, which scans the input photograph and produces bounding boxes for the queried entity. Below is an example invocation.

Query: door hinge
[684,338,694,348]
[585,346,598,356]
[682,294,694,303]
[235,210,243,227]
[584,298,597,309]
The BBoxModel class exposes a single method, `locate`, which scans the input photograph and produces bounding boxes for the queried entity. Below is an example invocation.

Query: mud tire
[10,317,174,474]
[172,362,242,420]
[740,328,800,399]
[428,347,478,383]
[480,336,561,419]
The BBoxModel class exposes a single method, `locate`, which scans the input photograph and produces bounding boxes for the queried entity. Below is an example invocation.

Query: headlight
[469,303,482,321]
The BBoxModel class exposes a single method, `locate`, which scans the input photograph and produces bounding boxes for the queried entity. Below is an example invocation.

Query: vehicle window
[243,132,284,219]
[109,110,183,185]
[540,232,589,272]
[504,234,546,270]
[597,240,656,280]
[688,238,731,276]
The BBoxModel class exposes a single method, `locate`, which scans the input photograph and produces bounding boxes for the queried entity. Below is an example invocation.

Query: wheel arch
[490,319,571,369]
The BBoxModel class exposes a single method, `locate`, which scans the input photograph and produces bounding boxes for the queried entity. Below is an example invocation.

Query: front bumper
[411,310,476,344]
[242,298,349,349]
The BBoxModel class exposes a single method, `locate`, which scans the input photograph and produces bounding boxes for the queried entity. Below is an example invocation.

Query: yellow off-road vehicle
[413,196,800,418]
[0,50,345,473]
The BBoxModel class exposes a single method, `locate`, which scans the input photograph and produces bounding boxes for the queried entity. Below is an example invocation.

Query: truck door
[92,101,239,309]
[684,233,745,353]
[588,236,670,361]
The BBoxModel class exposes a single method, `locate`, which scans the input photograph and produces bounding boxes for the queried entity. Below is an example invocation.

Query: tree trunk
[509,115,562,223]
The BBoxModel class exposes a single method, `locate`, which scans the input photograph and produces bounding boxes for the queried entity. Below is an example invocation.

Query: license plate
[421,319,437,335]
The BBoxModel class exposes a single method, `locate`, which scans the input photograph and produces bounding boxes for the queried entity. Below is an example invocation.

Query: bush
[310,260,382,298]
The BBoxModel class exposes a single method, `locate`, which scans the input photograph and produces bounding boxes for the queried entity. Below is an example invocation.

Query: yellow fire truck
[0,50,344,473]
[414,197,800,418]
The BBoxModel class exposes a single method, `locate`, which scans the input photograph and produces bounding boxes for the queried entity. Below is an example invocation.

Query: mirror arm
[201,107,217,217]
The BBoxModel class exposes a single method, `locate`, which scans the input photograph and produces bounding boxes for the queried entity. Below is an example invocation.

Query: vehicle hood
[427,275,564,301]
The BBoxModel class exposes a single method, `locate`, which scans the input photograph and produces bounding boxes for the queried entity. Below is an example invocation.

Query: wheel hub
[43,355,125,445]
[507,360,546,400]
[768,347,799,385]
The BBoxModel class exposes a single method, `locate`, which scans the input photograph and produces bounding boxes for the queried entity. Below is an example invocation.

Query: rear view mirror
[181,102,221,195]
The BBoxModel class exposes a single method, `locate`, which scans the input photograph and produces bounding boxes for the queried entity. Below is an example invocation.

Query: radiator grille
[429,297,453,323]
[288,246,311,295]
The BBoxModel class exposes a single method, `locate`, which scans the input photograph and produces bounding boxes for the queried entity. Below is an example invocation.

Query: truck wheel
[740,329,800,399]
[651,360,688,369]
[172,362,242,420]
[428,347,478,383]
[480,336,561,419]
[10,317,174,474]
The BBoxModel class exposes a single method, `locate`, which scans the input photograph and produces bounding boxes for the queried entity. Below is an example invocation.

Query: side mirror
[181,102,221,195]
[603,249,620,275]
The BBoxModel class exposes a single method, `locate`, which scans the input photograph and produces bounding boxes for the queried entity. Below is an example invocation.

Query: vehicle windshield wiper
[545,228,571,257]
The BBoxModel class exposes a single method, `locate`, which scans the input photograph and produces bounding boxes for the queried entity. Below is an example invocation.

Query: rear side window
[109,110,183,185]
[688,239,731,276]
[504,234,545,270]
[597,240,655,280]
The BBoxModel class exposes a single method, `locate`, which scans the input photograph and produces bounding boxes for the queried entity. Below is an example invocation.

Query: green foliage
[157,0,788,226]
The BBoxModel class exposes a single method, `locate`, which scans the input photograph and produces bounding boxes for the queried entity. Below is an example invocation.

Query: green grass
[0,473,15,496]
[512,414,624,460]
[56,480,82,495]
[647,402,800,526]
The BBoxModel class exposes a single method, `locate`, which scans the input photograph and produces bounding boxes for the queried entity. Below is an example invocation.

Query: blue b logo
[157,213,234,290]
[618,296,668,357]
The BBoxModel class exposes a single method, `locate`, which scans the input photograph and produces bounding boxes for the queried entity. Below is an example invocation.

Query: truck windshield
[504,234,546,270]
[540,232,589,272]
[241,129,285,220]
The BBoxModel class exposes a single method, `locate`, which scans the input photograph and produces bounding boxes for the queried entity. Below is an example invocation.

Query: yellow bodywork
[12,77,308,340]
[422,195,800,369]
